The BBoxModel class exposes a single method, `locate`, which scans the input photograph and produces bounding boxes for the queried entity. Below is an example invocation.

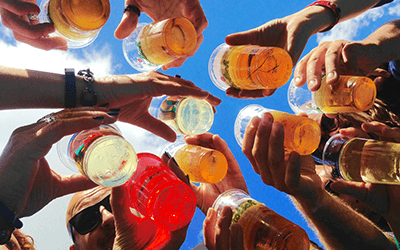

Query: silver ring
[27,14,39,21]
[37,113,57,124]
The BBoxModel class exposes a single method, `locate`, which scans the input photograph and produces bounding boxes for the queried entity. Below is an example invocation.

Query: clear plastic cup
[123,17,197,72]
[213,189,310,250]
[38,0,110,49]
[57,124,138,187]
[149,95,214,135]
[234,104,321,155]
[162,140,228,183]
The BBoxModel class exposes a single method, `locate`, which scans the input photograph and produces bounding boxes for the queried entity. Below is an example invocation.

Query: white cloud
[388,0,400,16]
[316,7,385,43]
[0,39,114,76]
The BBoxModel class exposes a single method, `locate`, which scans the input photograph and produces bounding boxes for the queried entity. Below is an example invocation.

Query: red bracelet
[307,1,341,32]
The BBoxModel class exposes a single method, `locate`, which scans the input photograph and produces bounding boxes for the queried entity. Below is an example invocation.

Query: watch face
[0,228,12,245]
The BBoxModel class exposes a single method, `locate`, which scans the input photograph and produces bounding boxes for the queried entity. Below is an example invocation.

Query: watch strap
[307,1,341,32]
[65,68,77,108]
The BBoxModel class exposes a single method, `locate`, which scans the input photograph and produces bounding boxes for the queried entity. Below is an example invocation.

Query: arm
[0,66,221,142]
[241,113,396,250]
[224,0,381,98]
[291,191,396,250]
[294,19,400,90]
[0,0,67,50]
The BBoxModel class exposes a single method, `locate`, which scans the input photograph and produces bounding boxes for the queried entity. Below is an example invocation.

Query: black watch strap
[65,68,77,108]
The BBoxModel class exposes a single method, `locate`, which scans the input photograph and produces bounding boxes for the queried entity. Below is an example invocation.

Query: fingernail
[107,112,119,116]
[327,71,336,80]
[98,103,110,107]
[93,116,104,120]
[164,151,172,159]
[294,76,302,85]
[171,157,179,167]
[309,79,317,89]
[109,108,121,112]
[175,75,181,78]
[186,174,190,183]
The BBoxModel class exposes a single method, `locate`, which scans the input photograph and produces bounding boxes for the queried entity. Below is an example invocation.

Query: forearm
[362,19,400,62]
[290,192,396,250]
[0,65,109,110]
[290,0,380,36]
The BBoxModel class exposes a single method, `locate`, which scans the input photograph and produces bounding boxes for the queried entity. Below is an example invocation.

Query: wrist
[293,4,339,35]
[292,189,331,214]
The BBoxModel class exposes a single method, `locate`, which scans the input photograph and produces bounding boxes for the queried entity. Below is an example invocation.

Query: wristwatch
[0,201,22,245]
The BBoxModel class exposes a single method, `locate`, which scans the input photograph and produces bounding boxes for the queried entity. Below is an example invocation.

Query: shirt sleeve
[374,0,394,8]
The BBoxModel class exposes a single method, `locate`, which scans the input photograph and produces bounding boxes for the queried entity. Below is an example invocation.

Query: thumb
[342,43,362,75]
[114,10,140,40]
[56,173,97,198]
[329,180,369,201]
[225,28,259,46]
[0,0,40,15]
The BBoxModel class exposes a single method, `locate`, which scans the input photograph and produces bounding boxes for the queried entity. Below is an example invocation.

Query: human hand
[181,133,248,215]
[293,40,386,91]
[330,122,400,220]
[242,112,324,208]
[223,14,313,98]
[0,0,67,50]
[0,107,118,218]
[203,207,244,250]
[97,71,221,142]
[110,153,193,250]
[114,0,207,70]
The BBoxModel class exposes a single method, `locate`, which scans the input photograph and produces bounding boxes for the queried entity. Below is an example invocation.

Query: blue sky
[1,0,400,249]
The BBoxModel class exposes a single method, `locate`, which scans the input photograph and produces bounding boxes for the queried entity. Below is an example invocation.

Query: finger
[133,113,177,142]
[161,152,190,186]
[267,122,286,191]
[225,27,259,46]
[363,122,400,142]
[184,133,216,148]
[329,180,369,202]
[238,89,268,99]
[34,113,118,153]
[54,107,110,118]
[181,0,207,35]
[204,208,218,250]
[339,127,370,139]
[215,206,232,250]
[253,113,274,184]
[242,116,261,174]
[293,54,310,88]
[324,41,345,85]
[284,151,301,194]
[230,223,244,250]
[114,5,140,40]
[342,43,363,75]
[55,173,97,198]
[13,32,68,51]
[1,12,55,40]
[162,56,187,70]
[205,94,222,107]
[0,0,40,15]
[306,46,328,91]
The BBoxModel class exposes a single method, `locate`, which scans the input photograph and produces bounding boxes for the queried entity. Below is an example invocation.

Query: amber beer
[323,134,400,184]
[312,75,376,113]
[171,144,228,183]
[138,17,197,66]
[46,0,110,47]
[209,44,293,91]
[235,105,321,155]
[213,189,310,250]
